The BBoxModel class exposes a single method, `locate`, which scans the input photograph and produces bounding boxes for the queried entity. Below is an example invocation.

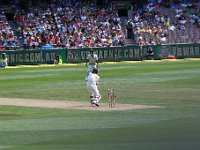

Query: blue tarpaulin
[41,44,54,49]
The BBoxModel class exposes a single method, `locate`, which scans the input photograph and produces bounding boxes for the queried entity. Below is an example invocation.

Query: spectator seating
[126,0,200,45]
[13,0,126,49]
[0,12,19,50]
[1,0,200,49]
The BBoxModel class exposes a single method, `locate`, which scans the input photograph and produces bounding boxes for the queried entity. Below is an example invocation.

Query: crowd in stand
[0,12,19,50]
[12,0,125,49]
[0,0,200,50]
[126,0,200,45]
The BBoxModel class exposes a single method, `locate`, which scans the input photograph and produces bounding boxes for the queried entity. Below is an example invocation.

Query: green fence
[0,44,200,65]
[67,46,142,63]
[0,49,67,66]
[157,43,200,59]
[169,44,200,58]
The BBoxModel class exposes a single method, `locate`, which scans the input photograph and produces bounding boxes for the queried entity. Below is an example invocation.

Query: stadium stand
[12,0,126,49]
[0,0,200,49]
[0,10,20,50]
[126,0,200,45]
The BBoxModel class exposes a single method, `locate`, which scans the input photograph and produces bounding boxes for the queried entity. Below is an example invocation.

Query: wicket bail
[108,89,116,108]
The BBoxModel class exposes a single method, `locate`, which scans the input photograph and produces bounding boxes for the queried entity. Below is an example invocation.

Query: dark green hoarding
[158,44,200,59]
[0,49,67,65]
[0,44,200,66]
[66,46,147,63]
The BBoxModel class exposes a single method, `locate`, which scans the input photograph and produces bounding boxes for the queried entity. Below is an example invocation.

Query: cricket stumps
[108,89,116,108]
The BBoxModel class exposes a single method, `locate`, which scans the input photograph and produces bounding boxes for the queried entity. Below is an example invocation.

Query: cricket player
[86,68,101,107]
[0,53,8,68]
[85,49,99,81]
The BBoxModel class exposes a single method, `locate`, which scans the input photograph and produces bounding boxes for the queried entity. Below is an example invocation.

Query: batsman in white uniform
[86,68,101,107]
[85,49,99,81]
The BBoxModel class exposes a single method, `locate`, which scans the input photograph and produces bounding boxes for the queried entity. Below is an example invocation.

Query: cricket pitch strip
[0,98,162,111]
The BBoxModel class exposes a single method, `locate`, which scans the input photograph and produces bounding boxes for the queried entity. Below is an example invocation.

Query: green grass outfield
[0,59,200,150]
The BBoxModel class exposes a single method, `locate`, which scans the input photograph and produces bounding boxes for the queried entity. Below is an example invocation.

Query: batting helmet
[92,68,98,74]
[1,53,6,59]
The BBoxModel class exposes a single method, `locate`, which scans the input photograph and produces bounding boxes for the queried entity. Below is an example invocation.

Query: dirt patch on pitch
[0,98,161,111]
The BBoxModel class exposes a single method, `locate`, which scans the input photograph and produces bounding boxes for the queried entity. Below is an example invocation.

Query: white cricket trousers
[86,84,101,102]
